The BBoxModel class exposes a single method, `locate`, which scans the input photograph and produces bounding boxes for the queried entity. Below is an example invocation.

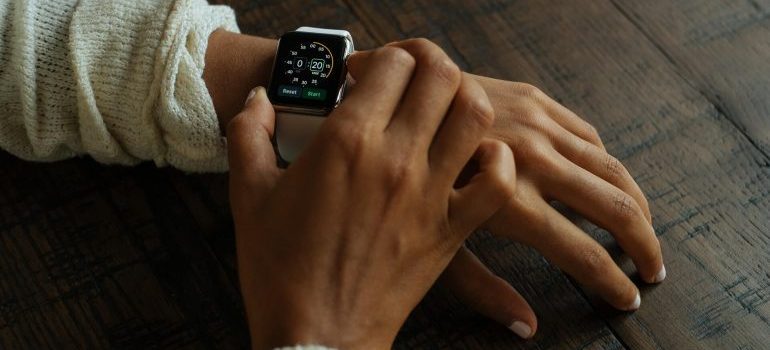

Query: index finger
[385,39,462,149]
[335,47,416,128]
[429,75,495,182]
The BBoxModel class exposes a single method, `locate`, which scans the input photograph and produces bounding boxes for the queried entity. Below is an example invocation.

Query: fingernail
[245,87,264,105]
[654,265,667,283]
[508,321,532,339]
[626,292,641,311]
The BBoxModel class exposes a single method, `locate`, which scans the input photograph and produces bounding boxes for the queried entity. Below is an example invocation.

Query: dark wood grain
[2,0,769,349]
[611,0,770,157]
[0,157,249,349]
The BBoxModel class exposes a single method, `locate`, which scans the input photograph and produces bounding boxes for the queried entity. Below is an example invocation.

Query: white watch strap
[296,26,352,38]
[275,112,326,163]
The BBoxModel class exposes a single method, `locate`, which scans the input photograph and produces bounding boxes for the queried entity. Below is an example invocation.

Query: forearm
[204,30,277,130]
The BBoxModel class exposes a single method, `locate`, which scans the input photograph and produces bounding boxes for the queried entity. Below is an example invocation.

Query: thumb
[226,87,280,203]
[449,139,516,236]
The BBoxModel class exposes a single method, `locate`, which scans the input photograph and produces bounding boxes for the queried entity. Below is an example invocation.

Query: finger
[543,98,606,151]
[440,247,537,339]
[543,153,664,284]
[486,193,641,311]
[511,80,606,150]
[339,47,416,127]
[226,87,281,202]
[449,139,515,237]
[386,39,462,148]
[429,75,495,184]
[554,133,652,224]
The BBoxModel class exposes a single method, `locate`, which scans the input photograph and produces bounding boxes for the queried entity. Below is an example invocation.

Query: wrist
[241,284,397,349]
[203,30,277,131]
[245,305,393,350]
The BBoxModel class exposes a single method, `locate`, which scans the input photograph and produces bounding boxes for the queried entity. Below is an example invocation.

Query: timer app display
[268,31,349,110]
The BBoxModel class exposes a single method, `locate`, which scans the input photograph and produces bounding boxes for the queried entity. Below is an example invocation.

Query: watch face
[268,31,350,112]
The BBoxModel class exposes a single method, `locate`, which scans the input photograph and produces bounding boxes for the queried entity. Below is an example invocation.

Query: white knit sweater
[1,0,234,172]
[0,0,335,348]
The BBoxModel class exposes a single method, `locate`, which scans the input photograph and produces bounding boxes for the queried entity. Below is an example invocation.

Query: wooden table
[2,0,769,348]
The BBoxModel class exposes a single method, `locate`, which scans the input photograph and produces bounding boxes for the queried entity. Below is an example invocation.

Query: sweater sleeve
[0,0,238,172]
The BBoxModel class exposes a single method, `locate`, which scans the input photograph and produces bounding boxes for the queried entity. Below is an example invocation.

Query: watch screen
[267,31,349,111]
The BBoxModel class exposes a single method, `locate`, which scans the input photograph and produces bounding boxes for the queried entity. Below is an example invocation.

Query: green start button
[302,88,327,100]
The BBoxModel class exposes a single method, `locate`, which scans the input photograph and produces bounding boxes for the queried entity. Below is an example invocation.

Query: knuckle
[529,107,549,127]
[515,83,544,99]
[586,124,602,143]
[486,138,510,157]
[511,104,547,130]
[376,46,416,70]
[382,157,414,191]
[515,138,544,159]
[603,154,628,181]
[465,95,495,129]
[409,37,437,54]
[322,122,368,161]
[611,192,642,225]
[516,139,558,172]
[428,56,461,85]
[403,38,460,85]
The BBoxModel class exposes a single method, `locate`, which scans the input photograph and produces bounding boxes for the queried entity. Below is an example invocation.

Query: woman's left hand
[437,74,664,339]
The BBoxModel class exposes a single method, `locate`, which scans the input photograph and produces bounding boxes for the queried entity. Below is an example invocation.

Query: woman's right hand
[227,40,515,349]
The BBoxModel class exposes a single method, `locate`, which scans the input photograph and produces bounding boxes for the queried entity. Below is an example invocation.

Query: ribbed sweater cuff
[152,0,240,171]
[69,0,238,171]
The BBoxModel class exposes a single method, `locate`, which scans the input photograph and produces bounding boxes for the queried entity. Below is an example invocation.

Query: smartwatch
[267,27,355,164]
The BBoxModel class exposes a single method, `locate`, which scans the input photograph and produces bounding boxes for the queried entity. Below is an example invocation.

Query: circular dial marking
[284,41,334,87]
